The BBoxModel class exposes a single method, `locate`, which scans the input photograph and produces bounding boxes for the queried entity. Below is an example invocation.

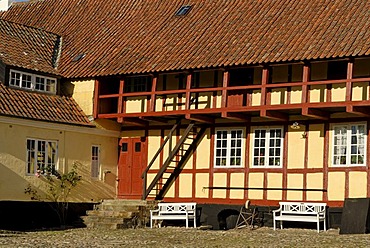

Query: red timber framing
[93,59,370,207]
[142,120,370,207]
[94,59,370,124]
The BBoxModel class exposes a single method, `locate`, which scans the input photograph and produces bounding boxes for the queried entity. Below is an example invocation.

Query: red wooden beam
[260,109,288,121]
[302,63,310,103]
[185,114,215,124]
[346,59,353,102]
[346,105,370,117]
[221,112,251,121]
[117,78,125,123]
[261,67,269,106]
[222,71,229,109]
[150,75,158,112]
[123,117,148,126]
[302,107,329,120]
[185,73,192,110]
[93,79,100,119]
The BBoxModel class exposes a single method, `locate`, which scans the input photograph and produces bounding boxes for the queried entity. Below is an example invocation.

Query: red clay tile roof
[2,0,370,78]
[0,19,60,75]
[0,83,91,126]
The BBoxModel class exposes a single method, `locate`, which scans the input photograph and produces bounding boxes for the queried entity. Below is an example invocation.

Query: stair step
[86,210,137,218]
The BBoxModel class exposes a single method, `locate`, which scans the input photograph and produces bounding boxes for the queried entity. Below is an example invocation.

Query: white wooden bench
[150,202,197,228]
[273,202,327,233]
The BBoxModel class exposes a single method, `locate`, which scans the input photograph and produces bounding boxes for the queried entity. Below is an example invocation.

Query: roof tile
[1,0,369,78]
[0,83,91,126]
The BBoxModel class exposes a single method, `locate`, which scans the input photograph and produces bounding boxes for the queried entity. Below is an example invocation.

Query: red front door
[117,137,147,199]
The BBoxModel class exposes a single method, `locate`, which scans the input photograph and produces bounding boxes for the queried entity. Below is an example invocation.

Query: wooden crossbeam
[186,114,214,124]
[260,109,288,121]
[302,108,329,120]
[123,117,148,126]
[222,112,251,122]
[139,117,168,124]
[346,105,370,117]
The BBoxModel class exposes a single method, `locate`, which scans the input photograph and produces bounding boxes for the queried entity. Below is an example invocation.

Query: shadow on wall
[70,161,116,202]
[0,162,116,230]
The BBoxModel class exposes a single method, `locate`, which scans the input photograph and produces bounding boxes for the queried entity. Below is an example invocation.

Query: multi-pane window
[332,124,366,166]
[9,69,57,93]
[214,129,243,167]
[125,76,150,92]
[91,145,100,178]
[27,138,58,175]
[253,128,283,167]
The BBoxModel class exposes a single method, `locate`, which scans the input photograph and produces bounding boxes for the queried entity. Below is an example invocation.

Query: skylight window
[175,5,192,16]
[72,53,86,62]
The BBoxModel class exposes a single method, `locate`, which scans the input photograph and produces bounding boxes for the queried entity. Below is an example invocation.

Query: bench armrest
[272,206,282,213]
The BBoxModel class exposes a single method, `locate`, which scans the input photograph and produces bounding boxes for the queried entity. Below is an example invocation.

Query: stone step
[97,205,142,211]
[102,199,149,206]
[83,199,156,229]
[86,210,137,218]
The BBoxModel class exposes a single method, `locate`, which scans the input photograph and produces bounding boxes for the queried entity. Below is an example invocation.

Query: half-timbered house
[1,0,370,228]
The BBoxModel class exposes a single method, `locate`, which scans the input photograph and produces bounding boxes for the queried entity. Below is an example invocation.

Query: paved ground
[0,227,369,247]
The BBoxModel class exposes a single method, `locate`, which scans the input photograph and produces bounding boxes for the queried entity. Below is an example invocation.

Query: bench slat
[273,202,327,233]
[150,202,197,228]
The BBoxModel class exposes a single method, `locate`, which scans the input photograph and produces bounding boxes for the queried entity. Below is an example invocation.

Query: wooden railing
[96,76,370,118]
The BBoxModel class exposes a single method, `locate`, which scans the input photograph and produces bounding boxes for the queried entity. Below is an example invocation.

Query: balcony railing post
[185,73,192,110]
[346,59,354,102]
[93,79,100,119]
[261,67,269,106]
[302,63,311,104]
[150,75,158,112]
[222,70,229,109]
[117,78,125,123]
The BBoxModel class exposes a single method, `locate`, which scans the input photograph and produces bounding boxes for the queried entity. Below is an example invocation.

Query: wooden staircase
[142,120,207,200]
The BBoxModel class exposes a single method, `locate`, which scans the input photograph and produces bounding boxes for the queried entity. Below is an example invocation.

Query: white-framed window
[214,129,243,167]
[9,69,57,93]
[332,123,366,166]
[91,145,100,178]
[252,127,283,167]
[26,138,58,175]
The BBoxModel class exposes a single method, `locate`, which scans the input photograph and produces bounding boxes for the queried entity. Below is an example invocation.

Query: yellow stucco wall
[306,173,323,201]
[147,130,162,170]
[230,173,244,199]
[125,97,147,113]
[267,173,283,200]
[213,173,227,198]
[196,129,210,169]
[287,128,305,169]
[270,88,287,105]
[248,173,264,199]
[290,86,302,104]
[179,174,193,198]
[287,174,303,201]
[70,79,95,116]
[0,119,117,202]
[352,82,368,101]
[195,173,209,198]
[328,172,345,201]
[348,172,367,198]
[331,83,346,102]
[307,124,324,168]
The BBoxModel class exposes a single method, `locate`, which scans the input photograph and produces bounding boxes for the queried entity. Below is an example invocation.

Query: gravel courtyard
[1,227,369,248]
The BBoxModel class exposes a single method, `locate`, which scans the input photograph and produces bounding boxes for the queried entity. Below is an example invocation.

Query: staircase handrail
[141,119,181,179]
[143,121,195,199]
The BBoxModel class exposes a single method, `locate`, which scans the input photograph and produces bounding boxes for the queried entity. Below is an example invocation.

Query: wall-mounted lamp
[302,132,307,139]
[290,122,300,129]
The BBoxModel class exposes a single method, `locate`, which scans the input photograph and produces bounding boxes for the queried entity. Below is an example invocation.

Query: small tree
[24,161,82,227]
